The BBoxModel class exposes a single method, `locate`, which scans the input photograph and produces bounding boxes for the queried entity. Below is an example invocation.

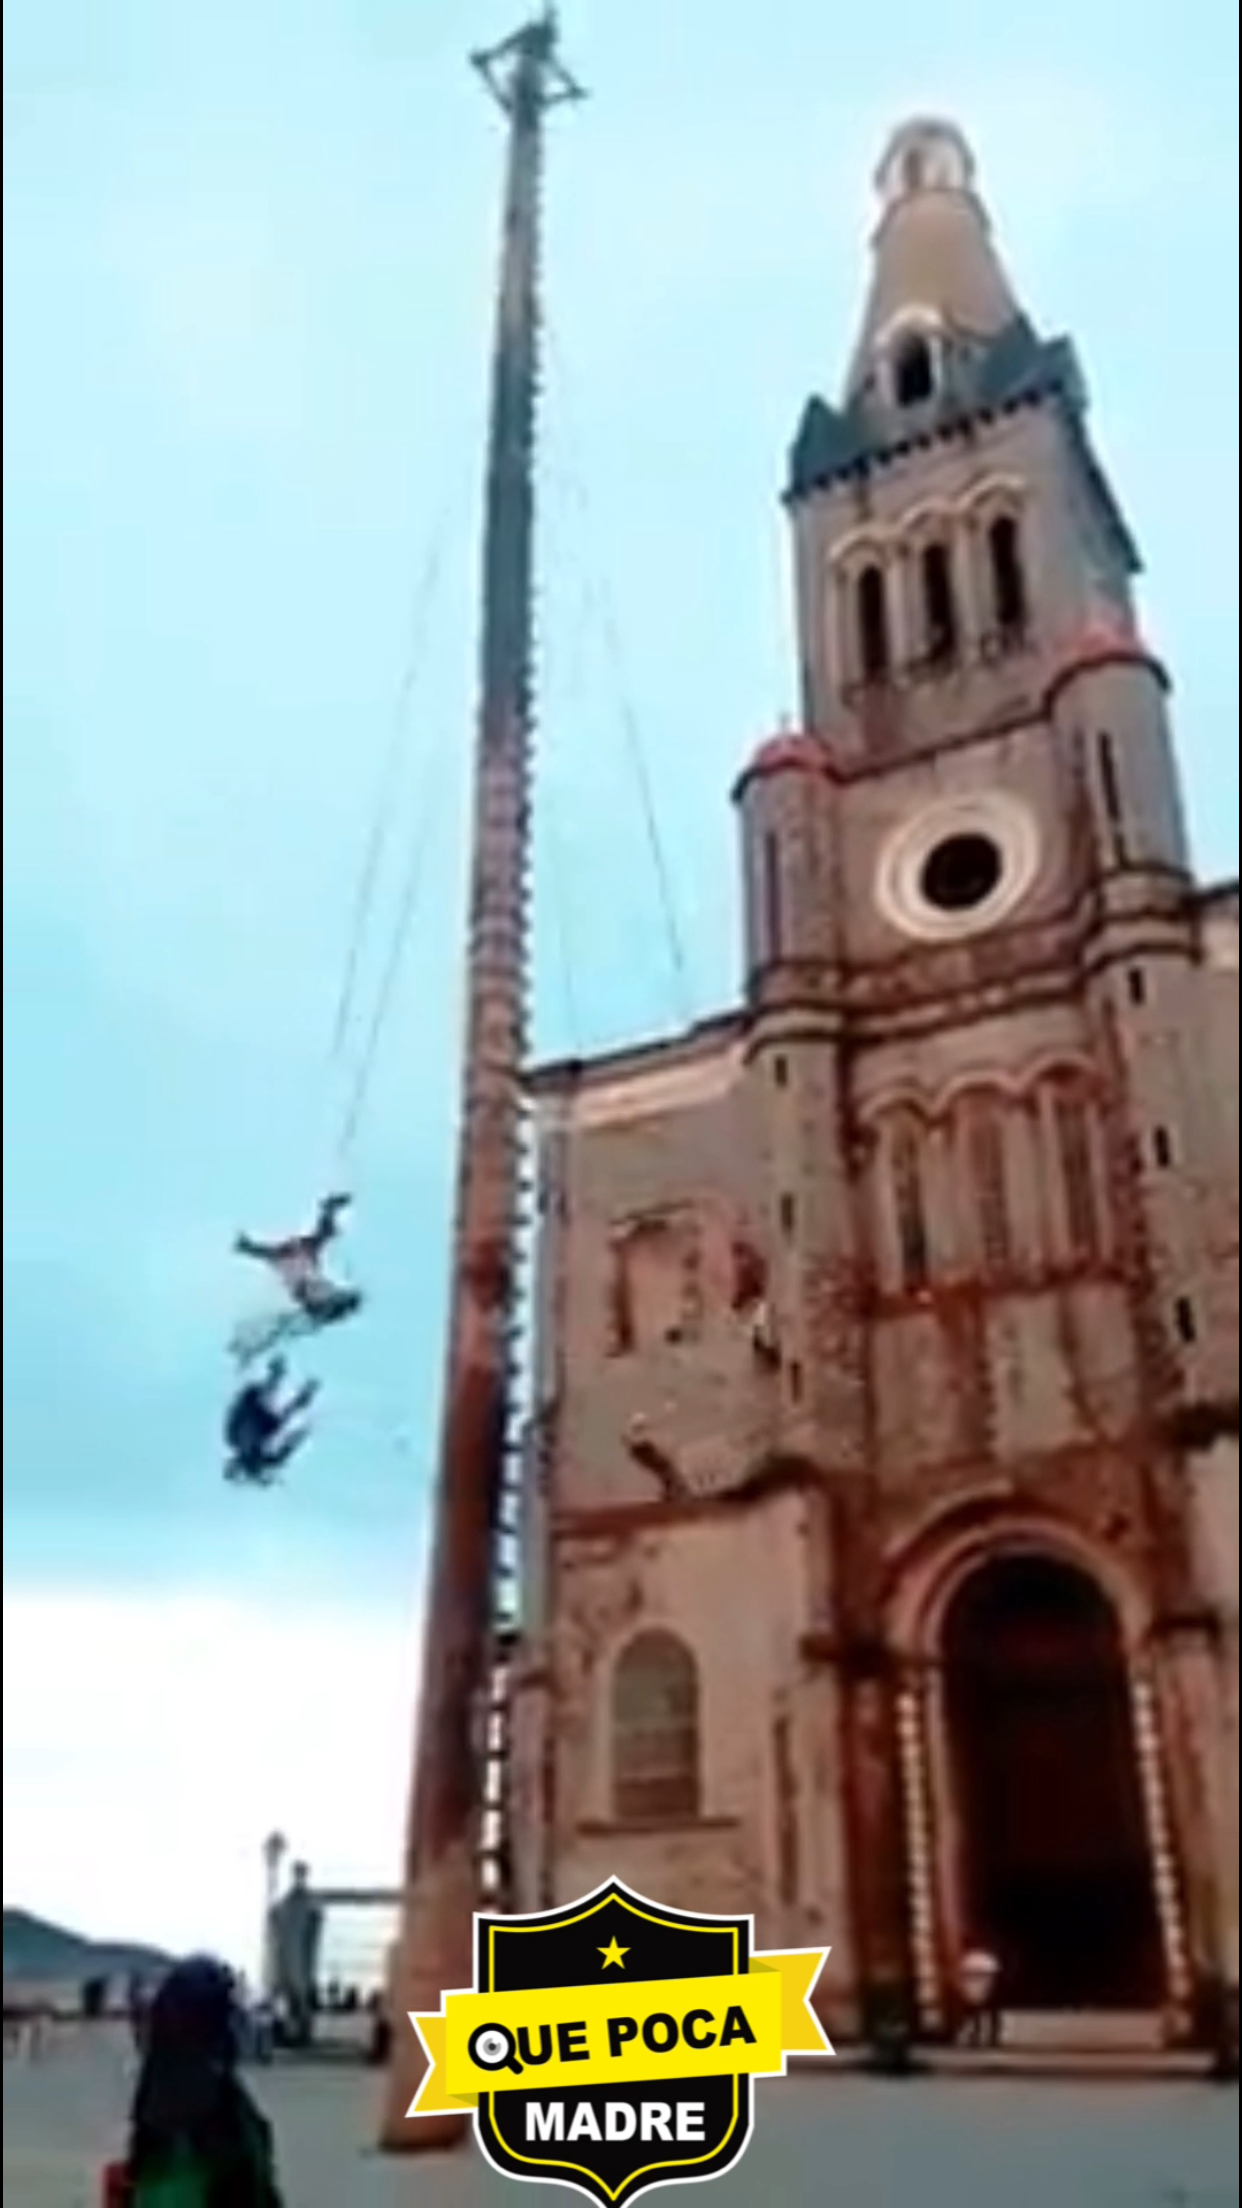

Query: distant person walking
[956,1943,1003,2048]
[109,1955,284,2206]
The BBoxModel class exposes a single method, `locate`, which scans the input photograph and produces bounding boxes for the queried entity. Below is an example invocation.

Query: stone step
[998,2010,1166,2053]
[789,2045,1214,2083]
[923,2046,1209,2083]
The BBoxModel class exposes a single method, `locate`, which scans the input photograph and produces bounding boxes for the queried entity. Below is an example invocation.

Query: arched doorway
[942,1554,1164,2008]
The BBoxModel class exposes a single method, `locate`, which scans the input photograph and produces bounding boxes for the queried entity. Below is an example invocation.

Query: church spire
[845,118,1021,400]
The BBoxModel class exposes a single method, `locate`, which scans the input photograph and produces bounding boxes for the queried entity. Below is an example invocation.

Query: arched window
[902,148,926,194]
[892,1120,930,1291]
[857,564,891,683]
[894,332,935,406]
[921,541,958,665]
[1053,1091,1103,1260]
[967,1099,1012,1272]
[988,514,1028,637]
[613,1630,700,1824]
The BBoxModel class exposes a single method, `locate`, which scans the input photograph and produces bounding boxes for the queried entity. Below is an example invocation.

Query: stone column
[841,1649,913,2036]
[1129,1654,1195,2034]
[895,1666,943,2033]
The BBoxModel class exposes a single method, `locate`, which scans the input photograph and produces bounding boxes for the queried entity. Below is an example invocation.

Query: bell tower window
[921,541,958,665]
[989,513,1028,637]
[894,332,936,407]
[857,564,891,683]
[902,148,926,193]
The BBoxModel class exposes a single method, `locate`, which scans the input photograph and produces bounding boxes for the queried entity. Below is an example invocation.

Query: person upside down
[234,1194,361,1326]
[224,1359,318,1485]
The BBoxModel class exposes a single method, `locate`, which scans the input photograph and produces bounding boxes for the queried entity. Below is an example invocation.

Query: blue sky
[4,0,1238,1961]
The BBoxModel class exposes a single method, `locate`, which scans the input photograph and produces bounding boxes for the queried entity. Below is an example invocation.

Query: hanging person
[233,1194,362,1329]
[224,1360,318,1486]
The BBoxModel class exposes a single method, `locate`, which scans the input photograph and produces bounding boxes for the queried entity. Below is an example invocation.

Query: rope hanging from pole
[543,319,697,1030]
[328,505,457,1071]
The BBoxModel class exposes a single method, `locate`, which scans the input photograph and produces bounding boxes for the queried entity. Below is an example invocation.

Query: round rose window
[876,796,1039,942]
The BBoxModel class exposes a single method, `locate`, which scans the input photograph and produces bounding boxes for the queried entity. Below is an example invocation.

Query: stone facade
[508,120,1239,2044]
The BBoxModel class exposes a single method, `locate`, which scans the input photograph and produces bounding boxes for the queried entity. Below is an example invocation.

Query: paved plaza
[4,2025,1238,2207]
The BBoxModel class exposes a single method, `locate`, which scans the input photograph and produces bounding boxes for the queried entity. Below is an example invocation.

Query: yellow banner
[409,1949,830,2116]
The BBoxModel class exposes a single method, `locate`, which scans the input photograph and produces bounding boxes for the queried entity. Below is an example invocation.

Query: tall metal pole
[259,1830,286,2001]
[380,12,582,2152]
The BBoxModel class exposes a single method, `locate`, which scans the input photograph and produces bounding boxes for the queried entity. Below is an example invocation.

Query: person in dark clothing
[122,1954,284,2207]
[224,1360,317,1486]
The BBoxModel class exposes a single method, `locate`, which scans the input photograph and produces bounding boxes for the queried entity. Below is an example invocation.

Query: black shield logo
[474,1879,754,2204]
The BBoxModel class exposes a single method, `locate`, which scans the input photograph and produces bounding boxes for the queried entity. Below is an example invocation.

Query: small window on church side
[1054,1091,1103,1260]
[762,831,784,961]
[1174,1296,1197,1345]
[1097,732,1128,862]
[1152,1125,1175,1170]
[988,514,1029,638]
[920,542,958,665]
[613,1629,700,1825]
[1127,967,1147,1007]
[892,1121,930,1291]
[857,564,891,684]
[607,1241,635,1356]
[894,333,935,407]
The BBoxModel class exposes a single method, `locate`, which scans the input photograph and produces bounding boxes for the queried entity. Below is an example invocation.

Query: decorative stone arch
[883,1504,1191,2030]
[1027,1049,1105,1099]
[828,525,897,570]
[929,1065,1022,1122]
[956,470,1028,519]
[858,1071,932,1123]
[887,1501,1153,1657]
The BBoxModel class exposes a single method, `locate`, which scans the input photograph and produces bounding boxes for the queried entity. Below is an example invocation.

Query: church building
[508,119,1239,2046]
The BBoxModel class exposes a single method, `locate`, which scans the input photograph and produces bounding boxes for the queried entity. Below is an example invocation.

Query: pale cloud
[2,1588,419,1972]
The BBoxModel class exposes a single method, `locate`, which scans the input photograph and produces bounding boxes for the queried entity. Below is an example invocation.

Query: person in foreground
[105,1955,284,2207]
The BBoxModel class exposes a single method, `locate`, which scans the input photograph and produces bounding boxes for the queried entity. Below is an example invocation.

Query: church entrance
[942,1554,1165,2009]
